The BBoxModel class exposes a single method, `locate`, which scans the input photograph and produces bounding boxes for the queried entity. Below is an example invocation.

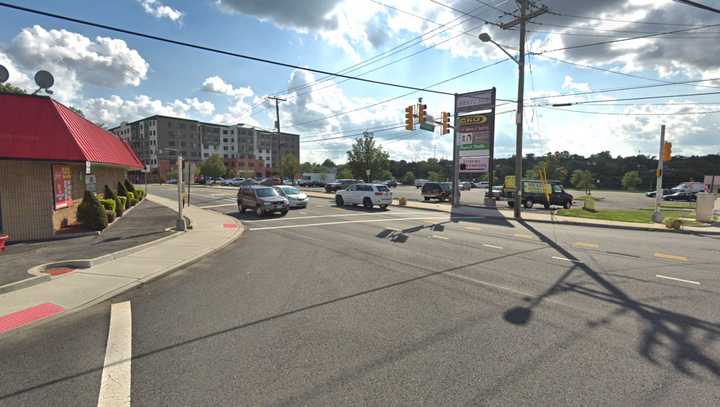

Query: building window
[223,146,229,151]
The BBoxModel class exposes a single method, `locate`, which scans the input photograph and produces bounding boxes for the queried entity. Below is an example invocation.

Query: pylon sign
[453,88,496,174]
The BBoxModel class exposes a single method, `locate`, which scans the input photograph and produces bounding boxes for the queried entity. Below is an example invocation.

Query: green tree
[200,154,226,178]
[321,159,336,168]
[401,171,415,186]
[319,166,329,182]
[337,166,353,179]
[380,169,393,180]
[225,167,238,178]
[428,171,443,182]
[621,170,642,191]
[571,169,594,195]
[280,152,300,180]
[0,83,26,94]
[346,132,390,182]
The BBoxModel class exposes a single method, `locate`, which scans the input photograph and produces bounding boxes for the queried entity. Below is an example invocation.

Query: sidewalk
[303,191,720,235]
[0,199,177,287]
[0,194,243,336]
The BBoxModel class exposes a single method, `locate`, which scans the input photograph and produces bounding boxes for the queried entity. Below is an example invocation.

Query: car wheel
[563,200,572,209]
[280,210,288,216]
[508,201,514,208]
[336,196,344,207]
[544,203,550,209]
[424,197,430,201]
[256,207,264,217]
[380,204,388,210]
[238,203,245,212]
[524,199,533,209]
[363,197,373,209]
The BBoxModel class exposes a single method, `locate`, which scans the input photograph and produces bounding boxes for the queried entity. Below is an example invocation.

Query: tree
[0,83,26,94]
[321,159,336,168]
[77,191,108,231]
[621,170,642,191]
[319,166,329,182]
[200,154,226,178]
[571,169,594,195]
[225,167,238,178]
[69,106,85,117]
[346,132,390,182]
[337,166,353,179]
[428,171,443,182]
[280,152,300,180]
[380,169,393,180]
[401,171,415,186]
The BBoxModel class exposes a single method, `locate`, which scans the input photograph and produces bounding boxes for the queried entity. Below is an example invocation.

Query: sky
[0,0,719,164]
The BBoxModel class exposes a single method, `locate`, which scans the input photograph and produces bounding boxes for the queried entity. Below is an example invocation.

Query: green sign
[420,122,436,131]
[459,143,489,150]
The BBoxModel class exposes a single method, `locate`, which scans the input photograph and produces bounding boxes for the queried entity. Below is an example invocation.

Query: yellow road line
[654,252,688,262]
[464,226,483,231]
[514,233,535,240]
[574,242,599,249]
[430,235,449,240]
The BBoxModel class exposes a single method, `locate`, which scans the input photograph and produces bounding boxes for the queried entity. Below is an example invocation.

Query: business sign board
[455,112,494,168]
[459,156,489,172]
[456,89,495,113]
[52,164,73,209]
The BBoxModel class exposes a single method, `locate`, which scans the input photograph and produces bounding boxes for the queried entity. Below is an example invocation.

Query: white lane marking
[514,233,536,240]
[483,244,503,249]
[552,256,581,263]
[98,301,132,407]
[249,216,448,231]
[464,226,483,231]
[654,252,688,262]
[655,275,700,285]
[198,203,236,209]
[574,242,599,249]
[430,235,449,240]
[243,211,424,223]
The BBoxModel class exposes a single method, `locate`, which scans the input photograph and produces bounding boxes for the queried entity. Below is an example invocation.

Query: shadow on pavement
[502,220,720,379]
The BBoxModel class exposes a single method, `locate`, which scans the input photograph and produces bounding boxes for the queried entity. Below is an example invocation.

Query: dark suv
[237,185,289,216]
[422,182,453,201]
[503,180,573,209]
[325,179,358,193]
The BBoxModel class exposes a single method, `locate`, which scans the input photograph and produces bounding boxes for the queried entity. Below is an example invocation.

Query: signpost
[452,88,496,206]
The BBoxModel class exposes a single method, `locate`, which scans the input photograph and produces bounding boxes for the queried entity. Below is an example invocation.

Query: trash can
[695,192,716,222]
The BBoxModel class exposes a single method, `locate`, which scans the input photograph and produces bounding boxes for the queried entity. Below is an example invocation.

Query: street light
[160,147,186,231]
[478,32,524,219]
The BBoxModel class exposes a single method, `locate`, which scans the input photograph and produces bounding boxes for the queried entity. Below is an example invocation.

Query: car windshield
[376,185,389,192]
[281,187,300,195]
[255,187,278,197]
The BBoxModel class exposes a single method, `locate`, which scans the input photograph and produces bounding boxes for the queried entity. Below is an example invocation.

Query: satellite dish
[0,65,8,84]
[34,70,54,89]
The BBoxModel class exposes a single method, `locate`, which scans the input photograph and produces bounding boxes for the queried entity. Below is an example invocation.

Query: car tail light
[375,192,383,196]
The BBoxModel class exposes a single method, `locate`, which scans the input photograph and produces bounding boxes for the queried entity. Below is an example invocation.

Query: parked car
[415,179,429,189]
[662,191,697,201]
[671,182,704,194]
[459,181,472,191]
[325,179,358,193]
[237,185,289,216]
[166,178,178,184]
[385,180,398,188]
[260,177,283,186]
[473,181,489,188]
[486,185,503,200]
[335,183,392,209]
[645,188,671,198]
[274,185,309,208]
[422,182,453,201]
[502,179,573,209]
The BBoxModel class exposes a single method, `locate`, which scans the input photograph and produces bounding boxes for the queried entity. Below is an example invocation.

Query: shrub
[664,216,683,230]
[135,188,145,200]
[100,198,116,213]
[103,185,117,200]
[124,179,136,193]
[117,181,129,197]
[114,197,124,217]
[126,192,135,206]
[118,196,127,211]
[77,191,108,231]
[129,198,138,207]
[107,211,116,224]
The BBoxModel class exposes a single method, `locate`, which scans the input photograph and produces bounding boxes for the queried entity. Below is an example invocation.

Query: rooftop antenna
[0,64,8,84]
[32,70,54,95]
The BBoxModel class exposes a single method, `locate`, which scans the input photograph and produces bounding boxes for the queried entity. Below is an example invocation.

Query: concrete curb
[0,197,244,339]
[0,275,51,295]
[304,191,720,236]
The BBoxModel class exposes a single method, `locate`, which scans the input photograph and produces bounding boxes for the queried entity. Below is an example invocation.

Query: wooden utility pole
[266,96,286,178]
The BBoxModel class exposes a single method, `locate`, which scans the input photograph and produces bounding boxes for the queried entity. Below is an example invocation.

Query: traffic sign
[420,122,436,131]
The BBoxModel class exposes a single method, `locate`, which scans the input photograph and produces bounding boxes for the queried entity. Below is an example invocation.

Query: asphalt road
[1,184,718,406]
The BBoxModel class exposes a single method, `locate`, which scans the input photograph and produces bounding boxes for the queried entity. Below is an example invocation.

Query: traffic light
[418,104,427,124]
[662,142,672,161]
[441,112,450,134]
[404,105,414,130]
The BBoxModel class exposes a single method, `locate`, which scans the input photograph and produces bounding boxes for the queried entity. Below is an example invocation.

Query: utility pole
[499,1,547,219]
[267,96,286,178]
[653,125,666,223]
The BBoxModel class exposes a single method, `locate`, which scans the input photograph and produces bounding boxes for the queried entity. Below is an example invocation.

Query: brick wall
[0,160,54,241]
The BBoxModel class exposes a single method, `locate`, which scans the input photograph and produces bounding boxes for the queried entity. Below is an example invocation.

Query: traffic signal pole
[512,0,527,218]
[653,124,666,223]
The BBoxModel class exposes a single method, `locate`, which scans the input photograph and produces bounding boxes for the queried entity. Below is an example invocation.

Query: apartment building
[110,115,300,179]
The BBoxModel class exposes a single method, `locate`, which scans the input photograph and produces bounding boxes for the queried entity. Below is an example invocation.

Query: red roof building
[0,94,144,242]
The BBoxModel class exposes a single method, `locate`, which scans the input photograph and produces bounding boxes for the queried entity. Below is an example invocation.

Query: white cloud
[137,0,184,22]
[215,0,341,31]
[562,75,591,92]
[82,95,215,127]
[202,75,253,98]
[4,25,149,102]
[200,75,260,125]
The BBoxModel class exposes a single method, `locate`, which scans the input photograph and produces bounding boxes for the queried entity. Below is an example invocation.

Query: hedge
[124,179,136,193]
[117,181,129,197]
[107,211,116,224]
[118,196,127,211]
[103,185,117,200]
[126,192,136,206]
[100,198,116,213]
[77,191,108,231]
[135,188,145,200]
[129,198,138,207]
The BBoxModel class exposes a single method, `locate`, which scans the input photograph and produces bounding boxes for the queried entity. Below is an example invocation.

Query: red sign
[52,165,72,209]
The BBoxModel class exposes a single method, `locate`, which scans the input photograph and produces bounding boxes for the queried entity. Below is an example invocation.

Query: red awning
[0,94,143,169]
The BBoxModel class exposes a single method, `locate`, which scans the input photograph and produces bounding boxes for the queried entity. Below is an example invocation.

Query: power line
[674,0,720,14]
[542,106,720,115]
[539,90,720,106]
[0,2,459,97]
[301,124,406,143]
[528,20,720,35]
[531,22,720,54]
[427,0,500,26]
[544,9,709,27]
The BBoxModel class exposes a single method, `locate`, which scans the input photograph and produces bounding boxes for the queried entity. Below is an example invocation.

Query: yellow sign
[505,175,515,189]
[458,115,488,125]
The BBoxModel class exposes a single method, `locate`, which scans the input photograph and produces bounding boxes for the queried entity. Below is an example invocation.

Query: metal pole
[452,94,460,206]
[513,0,527,219]
[187,160,191,206]
[487,87,496,204]
[176,155,186,231]
[652,125,666,223]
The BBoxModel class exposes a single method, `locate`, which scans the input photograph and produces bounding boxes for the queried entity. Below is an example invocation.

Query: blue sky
[1,0,719,163]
